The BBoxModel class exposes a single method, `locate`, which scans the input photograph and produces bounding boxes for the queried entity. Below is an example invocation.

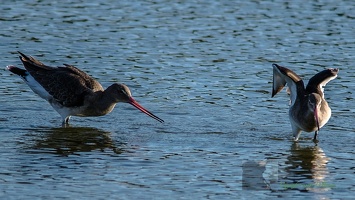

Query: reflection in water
[283,143,331,192]
[242,160,270,190]
[22,127,126,156]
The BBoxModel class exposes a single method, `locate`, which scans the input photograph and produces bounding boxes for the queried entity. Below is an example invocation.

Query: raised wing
[272,64,305,106]
[306,68,339,98]
[18,52,104,107]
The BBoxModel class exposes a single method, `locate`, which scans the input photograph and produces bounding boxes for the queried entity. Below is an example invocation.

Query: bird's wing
[272,64,305,106]
[19,52,103,107]
[306,68,339,98]
[18,51,49,69]
[63,64,104,92]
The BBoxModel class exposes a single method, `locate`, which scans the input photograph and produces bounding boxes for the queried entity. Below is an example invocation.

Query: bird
[271,64,338,142]
[7,51,164,125]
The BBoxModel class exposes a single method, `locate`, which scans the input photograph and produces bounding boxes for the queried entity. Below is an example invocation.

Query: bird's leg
[62,116,71,127]
[313,131,319,143]
[291,123,302,142]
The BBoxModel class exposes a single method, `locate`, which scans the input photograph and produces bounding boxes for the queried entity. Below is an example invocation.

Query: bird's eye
[122,89,132,97]
[121,89,127,96]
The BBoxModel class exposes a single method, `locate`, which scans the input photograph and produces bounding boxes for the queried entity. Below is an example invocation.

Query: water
[1,0,354,199]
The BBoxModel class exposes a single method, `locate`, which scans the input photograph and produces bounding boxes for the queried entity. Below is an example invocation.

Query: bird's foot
[61,123,71,128]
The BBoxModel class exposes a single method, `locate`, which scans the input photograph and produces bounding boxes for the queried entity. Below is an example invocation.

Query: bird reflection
[24,127,126,156]
[283,143,331,191]
[242,160,270,190]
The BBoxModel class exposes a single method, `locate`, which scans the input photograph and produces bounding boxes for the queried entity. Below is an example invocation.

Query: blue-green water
[1,0,354,199]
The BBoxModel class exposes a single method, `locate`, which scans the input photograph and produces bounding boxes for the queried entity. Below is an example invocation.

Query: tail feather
[6,65,27,77]
[17,51,50,70]
[17,51,31,61]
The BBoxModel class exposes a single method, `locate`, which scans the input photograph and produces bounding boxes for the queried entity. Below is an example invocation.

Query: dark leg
[62,116,71,127]
[313,131,319,143]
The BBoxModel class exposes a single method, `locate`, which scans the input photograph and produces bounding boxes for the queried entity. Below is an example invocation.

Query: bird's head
[108,83,164,123]
[109,83,132,103]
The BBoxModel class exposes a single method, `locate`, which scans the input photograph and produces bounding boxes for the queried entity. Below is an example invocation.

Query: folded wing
[18,52,104,107]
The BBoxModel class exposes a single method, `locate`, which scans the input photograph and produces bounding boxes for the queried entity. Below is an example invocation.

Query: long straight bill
[129,98,164,123]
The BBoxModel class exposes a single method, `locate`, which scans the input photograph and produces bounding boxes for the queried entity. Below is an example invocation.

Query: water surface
[1,0,354,199]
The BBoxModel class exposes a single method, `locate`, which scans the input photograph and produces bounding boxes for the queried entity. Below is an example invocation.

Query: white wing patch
[272,65,299,107]
[23,74,52,101]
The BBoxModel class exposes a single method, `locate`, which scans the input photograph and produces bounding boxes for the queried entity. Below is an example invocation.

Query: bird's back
[18,52,104,107]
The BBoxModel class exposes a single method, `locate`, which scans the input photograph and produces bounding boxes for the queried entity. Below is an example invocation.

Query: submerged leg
[62,116,71,126]
[313,131,319,143]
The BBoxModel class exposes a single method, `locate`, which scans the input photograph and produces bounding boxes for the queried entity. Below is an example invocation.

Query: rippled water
[1,0,354,199]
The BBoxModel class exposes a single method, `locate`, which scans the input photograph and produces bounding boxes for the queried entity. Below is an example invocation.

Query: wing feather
[18,52,104,107]
[272,64,305,106]
[306,68,339,98]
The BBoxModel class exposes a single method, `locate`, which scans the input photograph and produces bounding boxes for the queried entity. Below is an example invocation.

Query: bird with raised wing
[7,52,164,125]
[272,64,338,142]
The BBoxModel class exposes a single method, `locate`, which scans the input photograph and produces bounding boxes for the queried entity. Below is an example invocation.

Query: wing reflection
[242,160,270,190]
[23,127,126,156]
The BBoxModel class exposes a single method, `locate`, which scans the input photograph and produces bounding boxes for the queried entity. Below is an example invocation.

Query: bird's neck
[84,91,117,116]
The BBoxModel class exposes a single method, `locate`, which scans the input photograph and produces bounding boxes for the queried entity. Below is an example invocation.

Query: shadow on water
[281,142,332,192]
[20,126,127,156]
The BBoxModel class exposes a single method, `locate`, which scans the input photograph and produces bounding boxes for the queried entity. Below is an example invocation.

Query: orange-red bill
[129,98,164,123]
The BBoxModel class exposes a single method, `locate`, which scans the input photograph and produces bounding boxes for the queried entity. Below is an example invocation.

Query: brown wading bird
[272,64,338,142]
[7,52,164,125]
